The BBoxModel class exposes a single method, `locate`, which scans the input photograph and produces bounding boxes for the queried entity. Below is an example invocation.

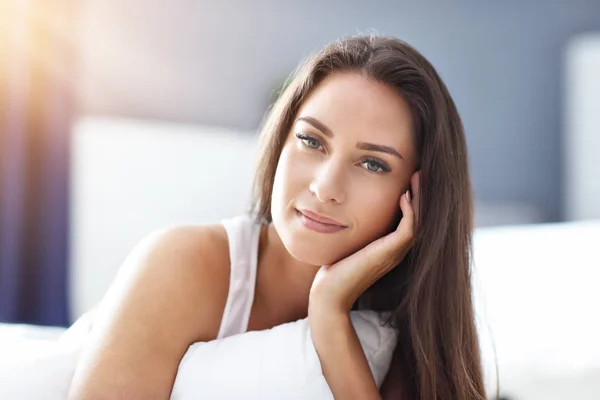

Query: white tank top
[216,214,263,340]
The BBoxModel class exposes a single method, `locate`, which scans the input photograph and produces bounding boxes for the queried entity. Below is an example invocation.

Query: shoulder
[124,222,230,297]
[92,222,233,342]
[135,223,230,279]
[70,223,234,398]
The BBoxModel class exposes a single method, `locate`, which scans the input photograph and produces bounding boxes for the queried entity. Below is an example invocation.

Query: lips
[295,209,347,234]
[296,209,347,227]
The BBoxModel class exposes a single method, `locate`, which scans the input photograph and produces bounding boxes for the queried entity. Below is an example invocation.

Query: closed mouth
[296,209,347,227]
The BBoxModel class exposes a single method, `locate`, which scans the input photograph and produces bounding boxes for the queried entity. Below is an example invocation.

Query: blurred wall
[76,0,600,222]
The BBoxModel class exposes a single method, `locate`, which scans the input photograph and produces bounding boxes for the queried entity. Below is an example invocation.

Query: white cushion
[171,310,396,399]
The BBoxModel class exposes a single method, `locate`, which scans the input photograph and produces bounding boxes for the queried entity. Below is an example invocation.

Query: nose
[309,160,346,204]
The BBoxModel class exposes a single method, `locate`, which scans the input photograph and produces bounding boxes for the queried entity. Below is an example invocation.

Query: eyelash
[294,132,391,174]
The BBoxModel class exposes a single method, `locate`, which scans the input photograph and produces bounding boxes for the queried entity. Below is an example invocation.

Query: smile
[295,209,348,234]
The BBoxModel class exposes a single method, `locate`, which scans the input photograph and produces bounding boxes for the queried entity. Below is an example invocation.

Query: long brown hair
[251,34,486,399]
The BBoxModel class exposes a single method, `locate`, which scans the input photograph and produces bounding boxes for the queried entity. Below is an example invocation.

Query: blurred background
[1,1,600,398]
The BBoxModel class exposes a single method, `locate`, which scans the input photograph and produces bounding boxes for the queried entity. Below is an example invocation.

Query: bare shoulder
[93,222,231,341]
[69,223,231,399]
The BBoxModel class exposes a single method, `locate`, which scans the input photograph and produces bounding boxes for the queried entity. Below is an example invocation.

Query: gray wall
[78,0,600,222]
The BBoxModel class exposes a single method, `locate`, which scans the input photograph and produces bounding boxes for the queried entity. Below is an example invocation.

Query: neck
[256,222,321,321]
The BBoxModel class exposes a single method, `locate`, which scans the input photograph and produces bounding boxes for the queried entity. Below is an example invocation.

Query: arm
[306,180,419,400]
[309,305,381,400]
[68,225,229,400]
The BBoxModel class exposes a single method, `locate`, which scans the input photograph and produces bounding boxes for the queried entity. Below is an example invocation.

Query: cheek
[347,183,401,245]
[270,158,288,224]
[271,147,310,232]
[272,148,312,204]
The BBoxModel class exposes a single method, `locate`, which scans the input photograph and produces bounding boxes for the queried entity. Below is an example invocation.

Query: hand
[309,171,421,314]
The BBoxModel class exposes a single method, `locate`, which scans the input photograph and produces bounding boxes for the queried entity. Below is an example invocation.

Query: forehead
[296,72,414,145]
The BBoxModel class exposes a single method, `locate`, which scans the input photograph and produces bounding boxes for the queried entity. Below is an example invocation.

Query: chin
[286,240,345,266]
[273,215,352,266]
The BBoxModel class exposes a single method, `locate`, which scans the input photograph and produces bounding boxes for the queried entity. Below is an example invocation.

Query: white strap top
[216,214,262,340]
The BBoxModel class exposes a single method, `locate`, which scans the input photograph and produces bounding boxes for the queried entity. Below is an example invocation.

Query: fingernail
[406,190,411,202]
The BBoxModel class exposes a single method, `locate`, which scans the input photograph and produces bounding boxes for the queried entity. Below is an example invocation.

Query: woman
[68,34,486,399]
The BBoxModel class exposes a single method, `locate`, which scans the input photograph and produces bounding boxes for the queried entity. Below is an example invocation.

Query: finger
[411,171,421,227]
[376,191,414,263]
[397,190,415,242]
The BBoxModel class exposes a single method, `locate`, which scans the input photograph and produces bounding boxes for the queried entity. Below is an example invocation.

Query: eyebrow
[295,116,404,160]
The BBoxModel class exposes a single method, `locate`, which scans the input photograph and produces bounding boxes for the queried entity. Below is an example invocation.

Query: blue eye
[295,132,322,150]
[362,158,390,173]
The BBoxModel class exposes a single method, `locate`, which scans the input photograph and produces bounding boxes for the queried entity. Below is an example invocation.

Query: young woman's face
[271,72,418,266]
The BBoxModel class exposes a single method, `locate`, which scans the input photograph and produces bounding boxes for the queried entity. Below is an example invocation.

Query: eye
[295,132,323,151]
[361,157,391,173]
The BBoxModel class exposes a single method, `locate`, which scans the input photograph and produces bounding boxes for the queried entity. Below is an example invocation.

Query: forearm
[309,306,381,400]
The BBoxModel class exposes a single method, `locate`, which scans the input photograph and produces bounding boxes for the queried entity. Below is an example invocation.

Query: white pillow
[0,310,396,400]
[171,310,397,399]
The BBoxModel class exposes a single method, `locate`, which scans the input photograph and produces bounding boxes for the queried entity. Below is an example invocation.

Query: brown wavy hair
[250,34,486,399]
